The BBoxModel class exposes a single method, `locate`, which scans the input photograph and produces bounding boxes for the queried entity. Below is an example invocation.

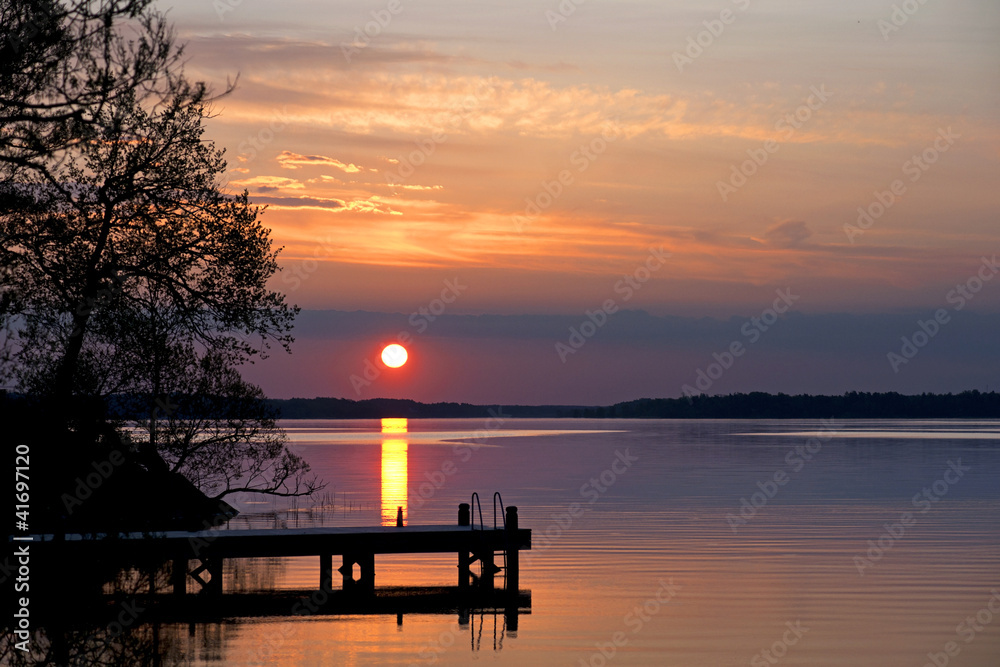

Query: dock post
[172,557,187,596]
[320,552,333,592]
[340,555,354,590]
[359,553,375,593]
[505,506,519,594]
[458,549,470,589]
[505,605,519,633]
[458,503,470,588]
[481,546,495,591]
[207,558,223,596]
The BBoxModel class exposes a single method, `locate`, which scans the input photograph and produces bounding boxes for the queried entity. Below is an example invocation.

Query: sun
[381,343,408,368]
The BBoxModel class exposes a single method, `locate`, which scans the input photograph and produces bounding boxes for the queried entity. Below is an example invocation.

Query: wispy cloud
[229,175,305,192]
[276,150,369,173]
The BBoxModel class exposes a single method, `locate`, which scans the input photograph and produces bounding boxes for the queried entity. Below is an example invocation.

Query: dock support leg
[207,558,223,596]
[481,549,495,591]
[505,605,519,633]
[340,555,355,591]
[458,550,470,589]
[172,557,187,596]
[458,502,471,589]
[359,553,375,593]
[320,552,333,592]
[339,553,373,593]
[505,506,520,594]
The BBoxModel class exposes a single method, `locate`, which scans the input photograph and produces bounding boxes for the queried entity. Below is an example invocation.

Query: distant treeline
[9,391,995,420]
[599,390,1000,419]
[267,391,1000,419]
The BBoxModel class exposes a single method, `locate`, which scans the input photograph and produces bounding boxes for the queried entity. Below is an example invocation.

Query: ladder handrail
[492,492,506,531]
[493,492,508,582]
[470,492,484,531]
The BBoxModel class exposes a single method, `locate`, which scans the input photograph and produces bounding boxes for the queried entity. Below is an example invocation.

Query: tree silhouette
[0,0,219,179]
[1,0,316,501]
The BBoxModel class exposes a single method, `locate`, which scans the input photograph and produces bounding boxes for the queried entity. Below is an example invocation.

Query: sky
[166,0,1000,404]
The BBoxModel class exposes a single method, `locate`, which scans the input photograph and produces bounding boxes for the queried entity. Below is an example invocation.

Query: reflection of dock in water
[24,509,531,663]
[29,587,526,666]
[61,586,531,629]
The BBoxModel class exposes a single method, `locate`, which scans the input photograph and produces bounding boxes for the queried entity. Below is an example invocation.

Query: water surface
[28,419,1000,665]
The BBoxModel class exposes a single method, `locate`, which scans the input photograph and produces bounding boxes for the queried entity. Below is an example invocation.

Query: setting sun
[380,343,408,368]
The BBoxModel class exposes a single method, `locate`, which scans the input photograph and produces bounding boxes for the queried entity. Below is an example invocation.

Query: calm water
[25,419,1000,665]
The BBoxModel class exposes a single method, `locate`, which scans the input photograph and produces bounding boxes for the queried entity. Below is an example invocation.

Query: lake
[23,418,1000,665]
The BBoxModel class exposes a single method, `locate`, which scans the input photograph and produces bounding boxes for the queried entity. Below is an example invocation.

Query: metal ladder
[468,491,508,587]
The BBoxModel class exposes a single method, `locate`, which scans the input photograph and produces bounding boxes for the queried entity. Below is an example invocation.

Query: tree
[126,348,317,499]
[3,89,296,398]
[1,0,317,501]
[0,0,218,180]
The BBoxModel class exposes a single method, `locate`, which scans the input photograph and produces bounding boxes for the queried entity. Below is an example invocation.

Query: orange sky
[164,0,1000,401]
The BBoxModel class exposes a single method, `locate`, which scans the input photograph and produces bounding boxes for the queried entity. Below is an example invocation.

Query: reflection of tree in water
[227,557,286,594]
[2,625,159,667]
[0,554,289,665]
[1,526,527,664]
[3,564,164,666]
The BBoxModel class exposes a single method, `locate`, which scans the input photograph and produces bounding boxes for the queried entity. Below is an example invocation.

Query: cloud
[276,150,368,173]
[184,33,994,147]
[764,220,813,248]
[249,194,400,215]
[250,195,344,210]
[229,175,305,192]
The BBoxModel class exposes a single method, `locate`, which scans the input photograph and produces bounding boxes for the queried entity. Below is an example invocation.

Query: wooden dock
[29,504,530,598]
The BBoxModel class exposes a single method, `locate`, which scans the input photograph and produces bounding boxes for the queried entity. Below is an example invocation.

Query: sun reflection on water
[380,417,408,525]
